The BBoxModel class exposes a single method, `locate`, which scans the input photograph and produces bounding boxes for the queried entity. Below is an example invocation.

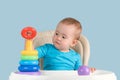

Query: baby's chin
[53,44,60,50]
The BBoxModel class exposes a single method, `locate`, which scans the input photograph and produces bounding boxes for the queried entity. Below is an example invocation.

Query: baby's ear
[71,39,78,47]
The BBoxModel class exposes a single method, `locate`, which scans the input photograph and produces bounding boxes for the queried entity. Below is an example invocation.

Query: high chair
[33,30,90,69]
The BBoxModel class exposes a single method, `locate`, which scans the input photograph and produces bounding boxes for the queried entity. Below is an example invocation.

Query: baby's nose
[56,36,62,41]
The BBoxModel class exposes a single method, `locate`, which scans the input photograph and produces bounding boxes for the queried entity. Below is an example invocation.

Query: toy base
[9,70,117,80]
[15,71,41,75]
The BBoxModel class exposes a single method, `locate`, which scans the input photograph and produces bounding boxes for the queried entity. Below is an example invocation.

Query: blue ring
[18,65,40,72]
[19,60,39,65]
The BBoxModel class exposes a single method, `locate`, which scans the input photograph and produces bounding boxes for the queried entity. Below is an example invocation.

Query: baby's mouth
[55,41,60,45]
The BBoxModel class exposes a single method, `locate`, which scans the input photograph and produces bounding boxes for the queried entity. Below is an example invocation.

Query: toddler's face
[52,23,77,52]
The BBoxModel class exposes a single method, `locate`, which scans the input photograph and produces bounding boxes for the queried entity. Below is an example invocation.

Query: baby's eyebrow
[55,30,68,37]
[55,30,60,33]
[62,34,67,37]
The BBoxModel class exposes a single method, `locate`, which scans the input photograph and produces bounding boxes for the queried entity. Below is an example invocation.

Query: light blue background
[0,0,119,80]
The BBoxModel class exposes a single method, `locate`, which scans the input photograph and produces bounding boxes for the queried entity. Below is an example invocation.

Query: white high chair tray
[9,70,117,80]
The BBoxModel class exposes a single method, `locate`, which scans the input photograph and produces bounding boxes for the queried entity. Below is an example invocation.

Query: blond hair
[57,17,82,40]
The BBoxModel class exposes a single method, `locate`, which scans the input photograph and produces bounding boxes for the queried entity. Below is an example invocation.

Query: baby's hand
[90,67,96,73]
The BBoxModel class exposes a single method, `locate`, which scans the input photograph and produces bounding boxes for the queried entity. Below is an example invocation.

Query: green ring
[21,55,38,60]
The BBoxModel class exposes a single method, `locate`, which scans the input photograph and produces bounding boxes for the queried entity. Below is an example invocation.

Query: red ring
[21,26,37,39]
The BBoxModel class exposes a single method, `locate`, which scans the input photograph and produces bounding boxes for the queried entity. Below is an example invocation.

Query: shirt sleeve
[35,44,48,58]
[74,54,82,70]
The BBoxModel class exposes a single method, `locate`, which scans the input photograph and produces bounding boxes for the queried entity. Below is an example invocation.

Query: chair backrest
[33,30,90,69]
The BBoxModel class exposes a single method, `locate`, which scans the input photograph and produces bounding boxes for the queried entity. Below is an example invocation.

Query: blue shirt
[36,44,82,70]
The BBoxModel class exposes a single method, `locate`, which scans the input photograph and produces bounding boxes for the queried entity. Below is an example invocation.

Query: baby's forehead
[55,30,76,38]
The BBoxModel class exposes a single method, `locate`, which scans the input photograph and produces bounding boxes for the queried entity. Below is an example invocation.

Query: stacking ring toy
[21,55,38,60]
[21,26,37,39]
[18,65,40,72]
[19,60,39,65]
[15,71,41,75]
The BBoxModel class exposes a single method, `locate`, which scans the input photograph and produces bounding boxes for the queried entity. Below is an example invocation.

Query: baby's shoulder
[43,43,55,49]
[70,49,80,56]
[44,43,53,46]
[36,43,53,49]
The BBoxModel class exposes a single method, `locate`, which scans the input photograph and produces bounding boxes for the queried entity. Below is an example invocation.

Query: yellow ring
[21,50,38,56]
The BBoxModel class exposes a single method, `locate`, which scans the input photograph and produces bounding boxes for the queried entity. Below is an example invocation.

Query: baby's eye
[55,32,58,35]
[62,36,66,39]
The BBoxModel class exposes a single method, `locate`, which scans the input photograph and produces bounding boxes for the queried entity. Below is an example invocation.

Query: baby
[33,17,95,71]
[36,17,82,70]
